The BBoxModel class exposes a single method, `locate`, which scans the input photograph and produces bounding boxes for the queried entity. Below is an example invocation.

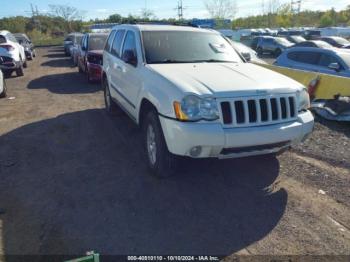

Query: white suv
[0,70,6,98]
[102,25,314,177]
[0,30,27,77]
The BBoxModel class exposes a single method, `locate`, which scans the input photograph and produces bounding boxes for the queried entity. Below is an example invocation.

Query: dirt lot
[0,47,349,259]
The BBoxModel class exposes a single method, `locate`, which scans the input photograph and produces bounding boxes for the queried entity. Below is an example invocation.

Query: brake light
[0,45,15,51]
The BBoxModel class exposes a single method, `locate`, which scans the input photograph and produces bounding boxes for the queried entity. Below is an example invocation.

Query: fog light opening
[190,146,202,157]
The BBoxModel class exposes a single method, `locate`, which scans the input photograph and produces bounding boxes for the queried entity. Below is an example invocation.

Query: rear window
[88,34,108,51]
[0,35,6,44]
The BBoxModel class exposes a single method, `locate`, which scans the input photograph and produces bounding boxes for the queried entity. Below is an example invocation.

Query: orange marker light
[174,101,188,121]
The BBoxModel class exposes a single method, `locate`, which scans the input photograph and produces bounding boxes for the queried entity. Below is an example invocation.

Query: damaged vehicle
[14,33,36,60]
[103,25,314,177]
[312,95,350,121]
[0,70,6,98]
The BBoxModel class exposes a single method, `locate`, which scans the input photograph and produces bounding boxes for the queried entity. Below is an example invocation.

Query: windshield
[75,35,83,45]
[317,41,333,48]
[88,34,108,51]
[333,37,350,45]
[142,31,242,64]
[275,37,292,46]
[291,36,305,43]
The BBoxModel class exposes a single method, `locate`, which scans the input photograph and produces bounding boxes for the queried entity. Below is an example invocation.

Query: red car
[77,33,108,83]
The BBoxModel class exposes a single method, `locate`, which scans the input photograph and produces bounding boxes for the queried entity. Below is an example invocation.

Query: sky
[0,0,349,20]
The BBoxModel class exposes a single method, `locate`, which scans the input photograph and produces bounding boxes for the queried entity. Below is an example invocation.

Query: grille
[220,95,297,127]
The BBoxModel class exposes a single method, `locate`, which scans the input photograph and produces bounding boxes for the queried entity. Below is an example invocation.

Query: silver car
[275,47,350,78]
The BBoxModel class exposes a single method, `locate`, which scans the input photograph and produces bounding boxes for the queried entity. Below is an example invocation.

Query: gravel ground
[0,47,349,260]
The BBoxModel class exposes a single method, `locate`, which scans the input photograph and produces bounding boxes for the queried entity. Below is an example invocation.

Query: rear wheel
[143,110,178,178]
[0,78,7,98]
[103,78,119,114]
[16,64,24,77]
[257,47,263,56]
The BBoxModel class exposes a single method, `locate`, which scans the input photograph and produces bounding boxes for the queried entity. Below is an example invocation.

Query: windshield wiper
[191,59,236,63]
[149,59,194,64]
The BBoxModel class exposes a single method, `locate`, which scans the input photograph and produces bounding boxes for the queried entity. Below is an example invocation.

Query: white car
[102,25,314,177]
[0,30,27,77]
[0,70,6,98]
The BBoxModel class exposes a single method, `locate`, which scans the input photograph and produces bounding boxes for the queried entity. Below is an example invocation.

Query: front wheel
[143,111,178,178]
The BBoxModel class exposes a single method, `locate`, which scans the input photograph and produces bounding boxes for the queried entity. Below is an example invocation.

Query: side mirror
[242,52,251,61]
[122,50,137,67]
[328,62,340,72]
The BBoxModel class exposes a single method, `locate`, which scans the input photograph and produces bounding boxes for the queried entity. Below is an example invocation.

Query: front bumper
[159,110,314,159]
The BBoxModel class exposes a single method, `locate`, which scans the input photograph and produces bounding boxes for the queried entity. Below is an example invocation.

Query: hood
[148,62,303,97]
[88,50,103,56]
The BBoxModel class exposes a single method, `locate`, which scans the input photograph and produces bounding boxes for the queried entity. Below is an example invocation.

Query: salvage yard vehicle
[256,36,294,57]
[0,30,27,77]
[0,70,6,98]
[14,33,36,60]
[294,40,334,49]
[286,35,306,44]
[78,33,108,82]
[320,36,350,49]
[275,47,350,78]
[102,25,314,177]
[64,33,82,56]
[70,33,83,66]
[229,40,267,64]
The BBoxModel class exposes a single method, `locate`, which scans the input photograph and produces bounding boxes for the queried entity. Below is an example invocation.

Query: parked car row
[0,30,36,98]
[64,33,109,83]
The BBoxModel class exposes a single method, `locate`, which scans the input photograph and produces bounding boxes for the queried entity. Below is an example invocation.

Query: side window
[111,30,126,58]
[105,30,116,52]
[318,54,340,68]
[297,52,320,65]
[121,31,137,66]
[287,51,298,61]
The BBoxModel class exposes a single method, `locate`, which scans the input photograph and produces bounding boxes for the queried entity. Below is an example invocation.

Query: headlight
[174,95,219,121]
[297,88,310,112]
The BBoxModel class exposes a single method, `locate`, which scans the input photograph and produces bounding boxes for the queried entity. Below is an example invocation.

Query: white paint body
[0,30,26,69]
[103,25,314,159]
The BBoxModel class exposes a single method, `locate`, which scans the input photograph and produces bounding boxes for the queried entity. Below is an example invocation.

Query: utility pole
[176,0,184,21]
[291,0,301,14]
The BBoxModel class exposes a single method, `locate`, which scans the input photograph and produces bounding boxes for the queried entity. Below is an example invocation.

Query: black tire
[78,63,83,73]
[103,78,119,114]
[33,51,36,58]
[28,53,33,61]
[3,70,12,78]
[0,78,7,98]
[274,48,282,57]
[257,47,263,56]
[16,64,24,77]
[23,60,28,68]
[143,110,178,178]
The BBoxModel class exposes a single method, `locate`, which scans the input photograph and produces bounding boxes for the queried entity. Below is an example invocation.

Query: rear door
[107,29,128,110]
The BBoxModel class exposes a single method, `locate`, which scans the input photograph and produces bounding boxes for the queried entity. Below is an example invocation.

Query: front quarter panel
[135,66,185,123]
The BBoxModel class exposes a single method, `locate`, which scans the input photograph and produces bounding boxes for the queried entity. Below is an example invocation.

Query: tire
[16,64,24,77]
[274,48,282,57]
[257,47,263,56]
[0,78,7,98]
[3,70,12,78]
[78,63,83,73]
[28,53,33,61]
[23,60,28,68]
[143,110,178,178]
[103,78,119,114]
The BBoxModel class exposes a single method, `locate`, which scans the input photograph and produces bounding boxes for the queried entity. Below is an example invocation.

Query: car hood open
[148,62,303,97]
